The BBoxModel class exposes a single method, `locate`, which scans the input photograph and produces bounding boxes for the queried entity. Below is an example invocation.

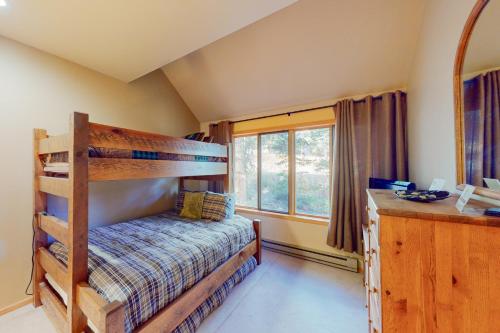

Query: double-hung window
[233,126,333,219]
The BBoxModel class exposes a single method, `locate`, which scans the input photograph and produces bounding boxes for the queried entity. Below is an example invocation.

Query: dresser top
[367,189,500,227]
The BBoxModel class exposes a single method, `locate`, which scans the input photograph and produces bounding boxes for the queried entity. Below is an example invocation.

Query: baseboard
[0,296,33,317]
[262,239,359,272]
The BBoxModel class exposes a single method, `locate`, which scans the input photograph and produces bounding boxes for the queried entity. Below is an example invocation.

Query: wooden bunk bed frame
[33,112,262,333]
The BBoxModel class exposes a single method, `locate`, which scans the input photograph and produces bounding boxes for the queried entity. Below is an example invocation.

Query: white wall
[407,0,476,190]
[0,35,199,309]
[237,212,360,261]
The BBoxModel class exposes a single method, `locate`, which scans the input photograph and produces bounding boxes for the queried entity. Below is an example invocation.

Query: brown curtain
[327,91,408,254]
[464,70,500,186]
[208,121,232,193]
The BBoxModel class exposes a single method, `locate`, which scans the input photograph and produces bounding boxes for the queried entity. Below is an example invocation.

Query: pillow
[176,190,205,213]
[202,192,235,221]
[180,192,205,219]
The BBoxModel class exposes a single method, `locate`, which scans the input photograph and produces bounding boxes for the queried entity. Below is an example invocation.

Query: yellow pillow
[180,192,205,219]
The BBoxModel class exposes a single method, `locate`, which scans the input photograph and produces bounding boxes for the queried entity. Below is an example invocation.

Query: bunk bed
[33,112,262,333]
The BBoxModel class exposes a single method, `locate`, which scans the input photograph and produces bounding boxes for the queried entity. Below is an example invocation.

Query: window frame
[232,123,333,220]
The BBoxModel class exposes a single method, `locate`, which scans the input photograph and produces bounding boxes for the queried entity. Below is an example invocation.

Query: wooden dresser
[363,189,500,333]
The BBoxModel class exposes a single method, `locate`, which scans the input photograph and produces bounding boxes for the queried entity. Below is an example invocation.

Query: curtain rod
[229,105,334,125]
[227,89,406,125]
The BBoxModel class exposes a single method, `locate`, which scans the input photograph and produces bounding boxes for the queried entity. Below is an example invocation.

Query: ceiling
[163,0,425,122]
[463,0,500,74]
[0,0,297,82]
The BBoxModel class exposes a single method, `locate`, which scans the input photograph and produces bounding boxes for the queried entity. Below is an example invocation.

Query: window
[295,128,330,217]
[233,126,332,218]
[234,136,258,208]
[261,132,289,212]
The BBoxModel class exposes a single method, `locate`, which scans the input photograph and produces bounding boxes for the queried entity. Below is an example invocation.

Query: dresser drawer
[367,195,378,221]
[367,202,380,240]
[369,225,379,254]
[368,241,380,290]
[362,224,371,314]
[362,224,370,255]
[369,264,380,295]
[369,286,382,332]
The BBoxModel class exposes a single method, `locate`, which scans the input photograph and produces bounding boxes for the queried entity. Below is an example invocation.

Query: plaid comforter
[48,212,256,332]
[49,147,227,163]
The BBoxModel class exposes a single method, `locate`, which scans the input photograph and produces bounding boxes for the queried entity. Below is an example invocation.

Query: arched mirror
[454,0,499,189]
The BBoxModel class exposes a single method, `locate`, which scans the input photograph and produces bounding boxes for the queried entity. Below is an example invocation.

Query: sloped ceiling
[463,0,500,74]
[0,0,297,82]
[163,0,425,122]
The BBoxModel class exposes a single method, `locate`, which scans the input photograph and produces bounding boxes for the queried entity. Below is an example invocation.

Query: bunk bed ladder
[33,113,90,333]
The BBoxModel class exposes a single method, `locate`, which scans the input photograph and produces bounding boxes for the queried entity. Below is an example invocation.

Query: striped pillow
[202,192,235,221]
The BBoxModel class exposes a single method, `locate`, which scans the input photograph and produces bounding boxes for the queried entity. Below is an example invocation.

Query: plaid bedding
[49,147,227,163]
[48,211,256,332]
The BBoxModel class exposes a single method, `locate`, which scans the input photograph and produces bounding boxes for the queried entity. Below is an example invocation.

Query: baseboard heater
[262,239,358,272]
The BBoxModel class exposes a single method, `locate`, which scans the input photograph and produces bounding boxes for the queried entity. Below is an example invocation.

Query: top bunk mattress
[48,211,255,332]
[44,147,227,173]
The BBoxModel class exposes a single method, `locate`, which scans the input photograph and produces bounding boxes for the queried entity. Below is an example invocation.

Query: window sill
[235,207,330,226]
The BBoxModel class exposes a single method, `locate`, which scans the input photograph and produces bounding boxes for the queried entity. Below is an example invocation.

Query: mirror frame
[453,0,490,184]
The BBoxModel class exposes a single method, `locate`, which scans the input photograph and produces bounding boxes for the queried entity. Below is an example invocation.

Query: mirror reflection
[462,0,500,188]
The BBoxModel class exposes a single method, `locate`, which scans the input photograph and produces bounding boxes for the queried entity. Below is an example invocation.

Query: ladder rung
[38,248,68,293]
[38,134,69,154]
[39,214,69,247]
[39,176,69,198]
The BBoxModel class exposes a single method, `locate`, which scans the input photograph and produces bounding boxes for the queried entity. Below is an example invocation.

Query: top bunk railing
[88,123,227,157]
[36,112,228,182]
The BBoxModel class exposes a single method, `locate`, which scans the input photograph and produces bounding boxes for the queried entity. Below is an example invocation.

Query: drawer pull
[372,287,378,293]
[371,249,377,255]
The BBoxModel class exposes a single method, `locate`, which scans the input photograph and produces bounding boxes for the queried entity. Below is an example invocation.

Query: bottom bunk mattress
[48,211,256,332]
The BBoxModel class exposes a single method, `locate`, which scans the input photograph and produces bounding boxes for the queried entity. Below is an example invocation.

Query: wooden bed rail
[77,283,125,333]
[39,134,70,154]
[89,159,227,181]
[253,219,262,265]
[37,120,229,182]
[89,122,227,158]
[39,176,69,198]
[136,241,258,333]
[39,283,69,332]
[38,214,69,247]
[38,248,69,293]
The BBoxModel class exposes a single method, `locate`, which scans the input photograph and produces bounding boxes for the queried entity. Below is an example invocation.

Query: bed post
[33,129,49,306]
[67,112,89,332]
[178,177,185,192]
[252,219,262,265]
[224,145,231,193]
